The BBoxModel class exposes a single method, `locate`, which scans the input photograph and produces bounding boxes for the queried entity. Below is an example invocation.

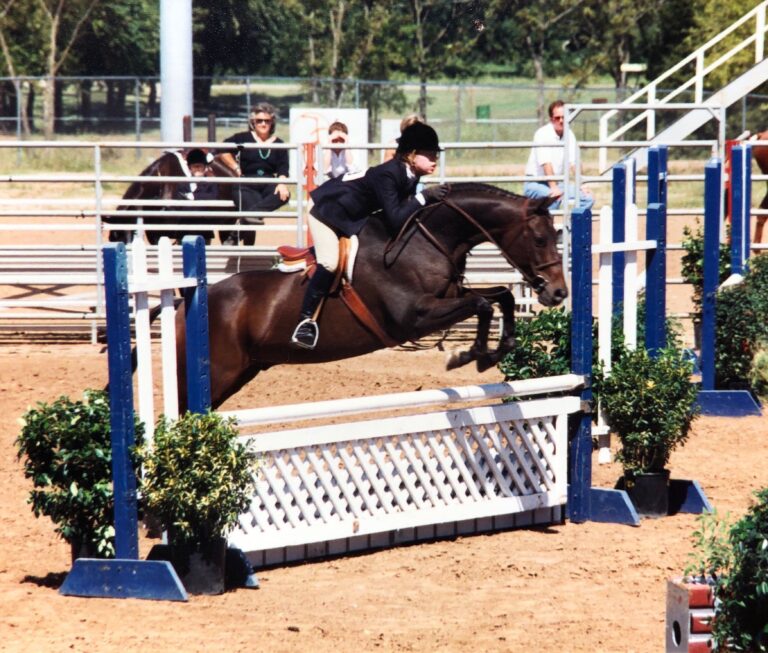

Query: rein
[385,195,561,293]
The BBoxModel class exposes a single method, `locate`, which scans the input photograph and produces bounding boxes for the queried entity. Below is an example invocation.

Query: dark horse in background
[746,130,768,244]
[174,183,568,410]
[105,150,238,244]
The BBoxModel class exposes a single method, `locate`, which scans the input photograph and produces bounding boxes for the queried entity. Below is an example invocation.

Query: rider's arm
[369,164,423,231]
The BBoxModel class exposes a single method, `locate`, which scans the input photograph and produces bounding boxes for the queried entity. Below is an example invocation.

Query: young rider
[290,121,449,350]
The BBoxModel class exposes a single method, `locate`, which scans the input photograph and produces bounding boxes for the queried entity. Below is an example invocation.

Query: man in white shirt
[523,100,593,211]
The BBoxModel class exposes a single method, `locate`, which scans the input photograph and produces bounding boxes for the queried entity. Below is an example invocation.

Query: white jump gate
[223,376,581,568]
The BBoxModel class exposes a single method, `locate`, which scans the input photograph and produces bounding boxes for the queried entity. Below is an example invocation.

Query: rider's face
[410,150,438,176]
[189,163,206,177]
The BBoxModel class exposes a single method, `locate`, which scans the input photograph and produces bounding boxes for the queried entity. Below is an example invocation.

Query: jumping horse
[106,150,238,245]
[175,183,568,410]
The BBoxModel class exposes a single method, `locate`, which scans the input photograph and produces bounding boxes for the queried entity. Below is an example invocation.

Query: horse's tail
[103,297,184,395]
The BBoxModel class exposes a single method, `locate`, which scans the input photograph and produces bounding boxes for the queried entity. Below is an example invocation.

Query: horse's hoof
[445,349,473,370]
[475,355,496,373]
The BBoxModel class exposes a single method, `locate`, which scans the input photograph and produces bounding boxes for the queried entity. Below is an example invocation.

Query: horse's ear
[533,196,558,211]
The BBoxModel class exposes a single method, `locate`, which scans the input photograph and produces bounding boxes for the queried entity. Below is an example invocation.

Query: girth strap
[339,281,400,348]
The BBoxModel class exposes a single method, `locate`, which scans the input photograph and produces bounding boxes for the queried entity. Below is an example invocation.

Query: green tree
[37,0,101,137]
[389,0,484,119]
[70,1,158,120]
[0,0,46,134]
[485,0,587,120]
[674,0,764,91]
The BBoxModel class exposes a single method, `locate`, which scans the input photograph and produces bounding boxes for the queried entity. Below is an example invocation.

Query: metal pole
[568,206,593,523]
[103,243,140,560]
[160,0,193,141]
[134,78,141,159]
[701,159,722,392]
[181,236,211,413]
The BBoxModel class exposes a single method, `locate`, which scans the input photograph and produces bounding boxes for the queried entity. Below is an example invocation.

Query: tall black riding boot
[290,265,336,350]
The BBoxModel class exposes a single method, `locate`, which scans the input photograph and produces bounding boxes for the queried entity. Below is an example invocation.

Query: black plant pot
[148,537,227,595]
[70,539,99,564]
[623,469,671,518]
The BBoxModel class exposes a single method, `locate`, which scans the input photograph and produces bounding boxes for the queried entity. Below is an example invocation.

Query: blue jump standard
[58,237,212,602]
[60,559,188,601]
[696,390,762,417]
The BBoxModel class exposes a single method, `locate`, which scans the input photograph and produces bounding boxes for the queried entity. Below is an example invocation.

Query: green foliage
[713,254,768,393]
[15,389,141,557]
[680,221,731,317]
[685,509,734,580]
[680,223,768,396]
[136,411,258,546]
[498,299,681,383]
[750,348,768,399]
[687,489,768,652]
[596,347,699,474]
[497,306,572,381]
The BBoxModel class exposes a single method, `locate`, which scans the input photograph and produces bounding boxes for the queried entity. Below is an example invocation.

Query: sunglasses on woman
[251,118,273,125]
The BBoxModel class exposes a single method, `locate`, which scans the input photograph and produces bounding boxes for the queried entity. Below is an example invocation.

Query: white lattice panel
[229,396,578,565]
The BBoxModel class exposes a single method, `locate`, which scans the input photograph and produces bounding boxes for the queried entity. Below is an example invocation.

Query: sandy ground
[1,342,766,653]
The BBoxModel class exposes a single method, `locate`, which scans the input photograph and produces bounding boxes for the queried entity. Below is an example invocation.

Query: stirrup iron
[290,318,319,350]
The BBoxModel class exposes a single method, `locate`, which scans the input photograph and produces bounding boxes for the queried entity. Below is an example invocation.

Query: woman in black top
[219,102,290,245]
[290,122,449,350]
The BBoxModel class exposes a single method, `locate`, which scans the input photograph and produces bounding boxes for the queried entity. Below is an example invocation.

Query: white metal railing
[598,1,768,171]
[0,136,724,340]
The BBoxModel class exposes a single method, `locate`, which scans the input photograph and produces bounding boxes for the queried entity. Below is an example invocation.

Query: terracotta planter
[623,469,671,517]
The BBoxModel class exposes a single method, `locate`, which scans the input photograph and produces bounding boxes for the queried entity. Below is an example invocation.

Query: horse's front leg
[445,295,495,371]
[405,294,494,370]
[469,287,516,372]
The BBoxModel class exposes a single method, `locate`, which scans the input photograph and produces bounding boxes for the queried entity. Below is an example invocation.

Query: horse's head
[444,185,568,307]
[502,195,568,307]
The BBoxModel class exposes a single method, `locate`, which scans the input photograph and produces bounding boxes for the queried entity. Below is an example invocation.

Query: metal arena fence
[0,129,727,343]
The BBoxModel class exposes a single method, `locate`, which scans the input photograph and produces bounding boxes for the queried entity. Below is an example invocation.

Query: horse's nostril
[554,288,568,300]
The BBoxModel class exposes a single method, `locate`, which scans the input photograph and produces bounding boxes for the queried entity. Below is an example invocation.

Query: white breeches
[308,213,340,272]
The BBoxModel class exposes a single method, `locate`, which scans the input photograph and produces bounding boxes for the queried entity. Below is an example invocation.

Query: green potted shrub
[15,389,143,561]
[135,410,257,595]
[597,346,699,516]
[686,489,768,651]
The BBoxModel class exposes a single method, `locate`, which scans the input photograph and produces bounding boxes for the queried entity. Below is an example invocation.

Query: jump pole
[60,236,211,601]
[568,205,638,525]
[696,157,761,416]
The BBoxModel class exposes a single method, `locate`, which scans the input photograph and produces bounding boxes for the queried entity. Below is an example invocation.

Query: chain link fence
[3,74,766,143]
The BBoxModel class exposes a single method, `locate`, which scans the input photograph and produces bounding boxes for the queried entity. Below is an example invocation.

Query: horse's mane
[449,182,529,202]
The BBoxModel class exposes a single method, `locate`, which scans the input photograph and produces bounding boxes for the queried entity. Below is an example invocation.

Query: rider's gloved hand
[421,184,451,204]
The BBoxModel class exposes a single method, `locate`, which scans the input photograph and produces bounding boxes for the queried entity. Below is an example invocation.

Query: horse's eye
[534,236,547,247]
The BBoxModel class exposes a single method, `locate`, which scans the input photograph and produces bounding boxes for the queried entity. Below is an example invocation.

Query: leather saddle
[275,237,397,347]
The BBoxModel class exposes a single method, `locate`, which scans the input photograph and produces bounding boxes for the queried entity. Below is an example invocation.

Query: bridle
[385,195,561,294]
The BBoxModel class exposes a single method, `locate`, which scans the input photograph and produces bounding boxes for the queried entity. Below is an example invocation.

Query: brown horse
[747,130,768,243]
[175,183,568,410]
[106,150,238,244]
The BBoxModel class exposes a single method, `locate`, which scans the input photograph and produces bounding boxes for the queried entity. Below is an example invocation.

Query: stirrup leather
[290,318,319,350]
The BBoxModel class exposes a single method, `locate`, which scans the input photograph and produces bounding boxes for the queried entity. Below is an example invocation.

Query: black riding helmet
[186,148,209,166]
[396,122,442,154]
